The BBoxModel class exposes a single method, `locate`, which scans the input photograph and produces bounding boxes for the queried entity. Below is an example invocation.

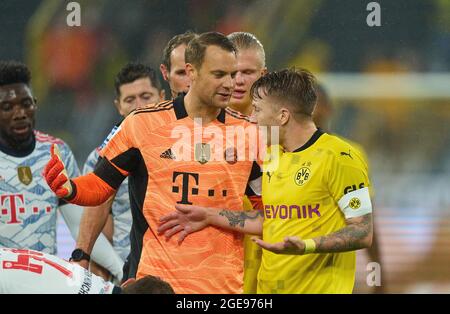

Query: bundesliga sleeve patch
[338,187,372,219]
[100,125,121,150]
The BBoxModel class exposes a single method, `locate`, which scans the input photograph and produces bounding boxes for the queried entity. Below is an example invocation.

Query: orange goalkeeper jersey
[93,95,262,294]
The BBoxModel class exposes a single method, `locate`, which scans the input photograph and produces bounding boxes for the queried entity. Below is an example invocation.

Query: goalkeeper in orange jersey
[43,32,263,294]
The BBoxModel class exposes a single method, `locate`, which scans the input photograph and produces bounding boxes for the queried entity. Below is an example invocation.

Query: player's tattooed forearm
[219,210,263,228]
[316,214,372,253]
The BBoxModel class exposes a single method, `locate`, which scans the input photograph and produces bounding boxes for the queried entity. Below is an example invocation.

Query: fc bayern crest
[18,166,33,185]
[195,143,211,165]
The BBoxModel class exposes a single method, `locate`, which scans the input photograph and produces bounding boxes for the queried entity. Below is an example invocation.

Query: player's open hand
[158,204,211,244]
[251,236,306,255]
[43,144,73,198]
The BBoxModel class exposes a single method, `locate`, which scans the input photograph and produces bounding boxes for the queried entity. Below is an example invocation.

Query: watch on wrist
[70,248,91,262]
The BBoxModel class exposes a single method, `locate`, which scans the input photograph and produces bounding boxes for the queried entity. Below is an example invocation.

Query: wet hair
[114,62,162,97]
[121,275,175,294]
[185,32,236,69]
[161,31,198,71]
[227,32,265,67]
[0,60,31,87]
[251,68,318,117]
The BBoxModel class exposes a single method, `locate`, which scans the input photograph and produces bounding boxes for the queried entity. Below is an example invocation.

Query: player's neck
[0,132,35,157]
[229,102,252,116]
[184,91,222,124]
[281,121,318,152]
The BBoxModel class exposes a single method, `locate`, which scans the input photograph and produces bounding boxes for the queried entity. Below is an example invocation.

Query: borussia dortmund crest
[294,167,311,186]
[195,143,211,165]
[349,197,361,210]
[18,166,32,185]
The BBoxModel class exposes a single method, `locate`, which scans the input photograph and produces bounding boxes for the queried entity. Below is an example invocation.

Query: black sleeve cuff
[94,157,127,190]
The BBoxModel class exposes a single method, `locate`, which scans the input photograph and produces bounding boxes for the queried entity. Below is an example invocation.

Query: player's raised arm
[158,204,264,244]
[43,144,118,206]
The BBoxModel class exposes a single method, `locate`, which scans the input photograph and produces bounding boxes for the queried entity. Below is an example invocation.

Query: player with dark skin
[0,82,37,153]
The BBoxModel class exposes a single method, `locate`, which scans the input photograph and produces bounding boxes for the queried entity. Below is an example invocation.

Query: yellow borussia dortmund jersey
[336,135,374,198]
[258,130,371,294]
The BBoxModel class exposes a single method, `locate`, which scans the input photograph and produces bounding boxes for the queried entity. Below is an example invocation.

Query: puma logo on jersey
[266,171,274,183]
[340,150,353,159]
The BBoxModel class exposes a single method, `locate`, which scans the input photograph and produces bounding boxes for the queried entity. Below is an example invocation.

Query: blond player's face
[231,49,266,110]
[252,93,279,127]
[194,46,237,109]
[252,93,282,146]
[116,78,165,117]
[166,44,191,98]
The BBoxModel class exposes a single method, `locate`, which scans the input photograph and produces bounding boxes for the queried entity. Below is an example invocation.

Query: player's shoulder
[225,107,256,126]
[319,133,367,166]
[131,100,174,116]
[34,130,65,146]
[34,130,73,154]
[124,100,176,128]
[321,133,354,150]
[85,146,101,163]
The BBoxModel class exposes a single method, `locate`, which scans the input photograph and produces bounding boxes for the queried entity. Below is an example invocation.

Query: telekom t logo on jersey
[0,194,52,224]
[172,172,228,205]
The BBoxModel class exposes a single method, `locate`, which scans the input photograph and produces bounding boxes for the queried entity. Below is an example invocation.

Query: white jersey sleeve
[0,248,116,294]
[59,204,124,281]
[83,147,100,175]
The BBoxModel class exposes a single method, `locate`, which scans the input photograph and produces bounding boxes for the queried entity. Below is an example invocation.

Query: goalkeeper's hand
[43,144,74,199]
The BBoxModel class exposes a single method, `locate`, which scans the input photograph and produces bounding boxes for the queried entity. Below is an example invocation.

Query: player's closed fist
[43,144,73,198]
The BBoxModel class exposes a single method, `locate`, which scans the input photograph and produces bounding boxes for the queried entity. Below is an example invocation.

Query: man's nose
[235,72,244,85]
[223,75,235,90]
[12,105,27,119]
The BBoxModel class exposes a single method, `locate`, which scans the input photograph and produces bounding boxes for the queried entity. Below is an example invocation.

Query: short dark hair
[251,68,318,117]
[161,31,198,71]
[185,32,236,69]
[0,60,31,87]
[114,62,162,97]
[121,275,175,294]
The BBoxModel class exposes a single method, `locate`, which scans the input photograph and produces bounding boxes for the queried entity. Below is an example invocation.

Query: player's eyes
[212,71,226,79]
[0,103,13,111]
[141,94,153,100]
[22,99,34,108]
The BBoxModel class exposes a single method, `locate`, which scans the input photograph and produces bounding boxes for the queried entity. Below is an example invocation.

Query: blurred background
[1,0,449,293]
